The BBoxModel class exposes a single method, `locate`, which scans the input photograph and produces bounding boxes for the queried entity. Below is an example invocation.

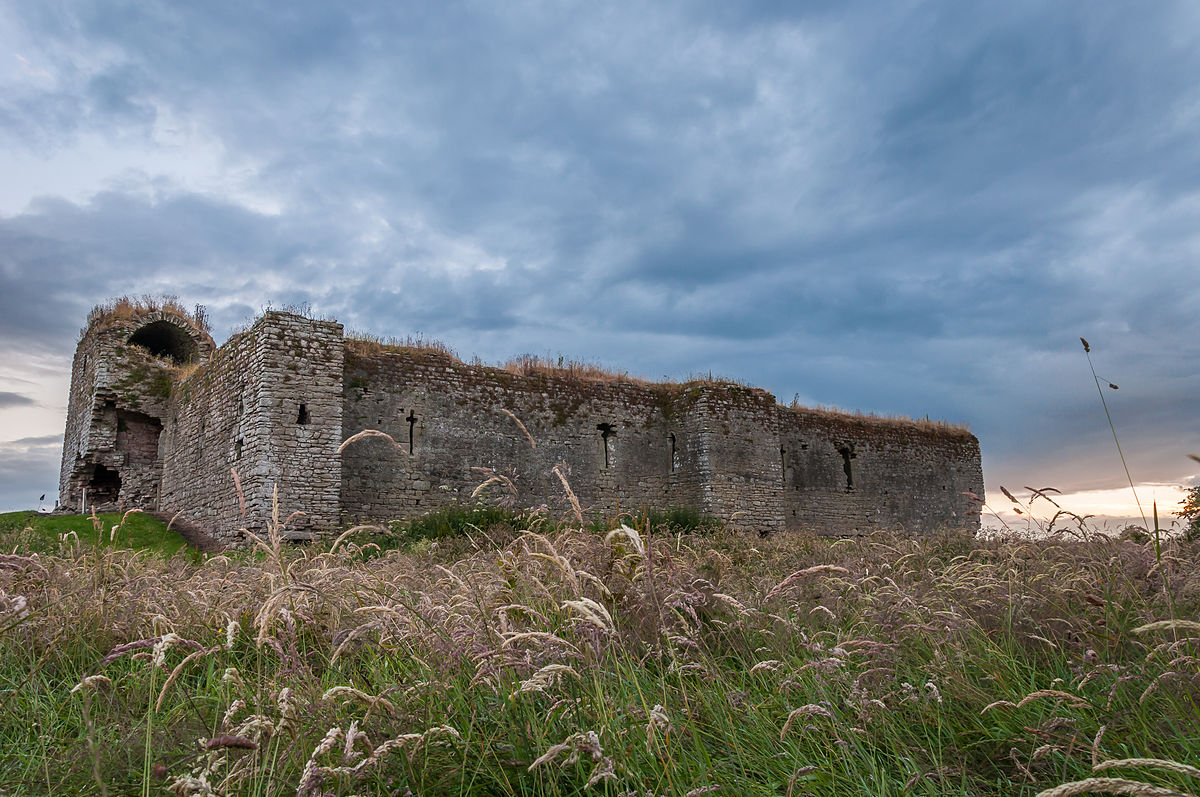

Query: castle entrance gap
[87,464,121,505]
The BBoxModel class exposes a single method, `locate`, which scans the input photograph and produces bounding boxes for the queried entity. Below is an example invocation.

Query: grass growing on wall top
[84,294,211,337]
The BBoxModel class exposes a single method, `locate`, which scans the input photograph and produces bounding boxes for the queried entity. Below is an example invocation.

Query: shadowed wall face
[779,410,984,534]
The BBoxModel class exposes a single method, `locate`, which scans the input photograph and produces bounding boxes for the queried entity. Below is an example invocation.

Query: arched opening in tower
[87,464,121,505]
[128,320,199,364]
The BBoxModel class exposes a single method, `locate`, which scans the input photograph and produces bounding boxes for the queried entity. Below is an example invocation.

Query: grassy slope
[0,510,189,556]
[0,518,1198,796]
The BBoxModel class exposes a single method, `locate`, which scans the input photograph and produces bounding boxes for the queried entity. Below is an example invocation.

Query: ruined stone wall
[64,304,984,541]
[59,311,209,512]
[340,346,982,535]
[341,347,704,524]
[59,335,101,507]
[679,388,786,532]
[160,313,343,543]
[778,408,983,535]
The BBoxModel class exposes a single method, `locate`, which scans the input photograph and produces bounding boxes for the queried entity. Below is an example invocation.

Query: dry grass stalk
[205,735,258,751]
[780,704,834,738]
[470,467,519,499]
[551,464,584,526]
[98,635,202,667]
[8,503,1200,793]
[156,645,220,710]
[1093,724,1109,768]
[764,565,851,601]
[604,524,645,556]
[1015,689,1091,709]
[70,675,112,694]
[1035,778,1195,797]
[501,409,536,448]
[230,468,246,518]
[345,332,457,359]
[787,766,819,796]
[1134,620,1200,636]
[328,524,385,555]
[562,597,615,633]
[1095,760,1200,779]
[338,429,407,455]
[322,685,398,716]
[510,664,580,698]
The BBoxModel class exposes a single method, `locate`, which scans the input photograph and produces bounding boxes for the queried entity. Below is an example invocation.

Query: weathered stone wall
[778,408,984,534]
[160,312,343,543]
[680,388,786,532]
[340,347,690,524]
[59,310,212,512]
[341,347,980,536]
[63,304,983,541]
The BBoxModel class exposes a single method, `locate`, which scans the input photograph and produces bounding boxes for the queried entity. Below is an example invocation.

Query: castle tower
[59,301,214,513]
[156,311,345,543]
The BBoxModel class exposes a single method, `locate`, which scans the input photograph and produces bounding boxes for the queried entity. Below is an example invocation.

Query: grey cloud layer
[1,0,1198,508]
[0,392,36,409]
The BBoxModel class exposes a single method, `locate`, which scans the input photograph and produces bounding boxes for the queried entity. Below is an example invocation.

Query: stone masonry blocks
[61,305,984,542]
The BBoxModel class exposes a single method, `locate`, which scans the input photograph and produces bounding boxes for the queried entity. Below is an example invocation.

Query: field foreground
[1,515,1199,796]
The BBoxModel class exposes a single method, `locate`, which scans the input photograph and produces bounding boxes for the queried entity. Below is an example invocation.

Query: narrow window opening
[838,444,856,491]
[235,438,244,460]
[597,423,615,469]
[406,410,417,454]
[297,403,309,425]
[668,432,677,471]
[780,446,787,482]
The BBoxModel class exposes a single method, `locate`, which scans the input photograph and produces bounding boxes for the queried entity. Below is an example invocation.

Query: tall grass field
[1,501,1198,795]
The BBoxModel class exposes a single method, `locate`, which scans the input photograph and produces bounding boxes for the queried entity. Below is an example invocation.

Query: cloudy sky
[1,1,1197,526]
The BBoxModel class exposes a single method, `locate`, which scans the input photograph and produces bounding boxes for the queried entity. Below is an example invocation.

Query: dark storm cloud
[0,392,36,409]
[1,0,1199,501]
[0,434,61,511]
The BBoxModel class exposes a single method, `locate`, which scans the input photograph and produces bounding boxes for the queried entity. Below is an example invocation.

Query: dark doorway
[88,464,121,504]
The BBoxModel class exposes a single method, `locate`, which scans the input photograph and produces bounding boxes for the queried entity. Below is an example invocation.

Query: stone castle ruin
[60,301,984,544]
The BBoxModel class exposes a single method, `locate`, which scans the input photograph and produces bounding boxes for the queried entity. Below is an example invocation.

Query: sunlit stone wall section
[159,312,344,544]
